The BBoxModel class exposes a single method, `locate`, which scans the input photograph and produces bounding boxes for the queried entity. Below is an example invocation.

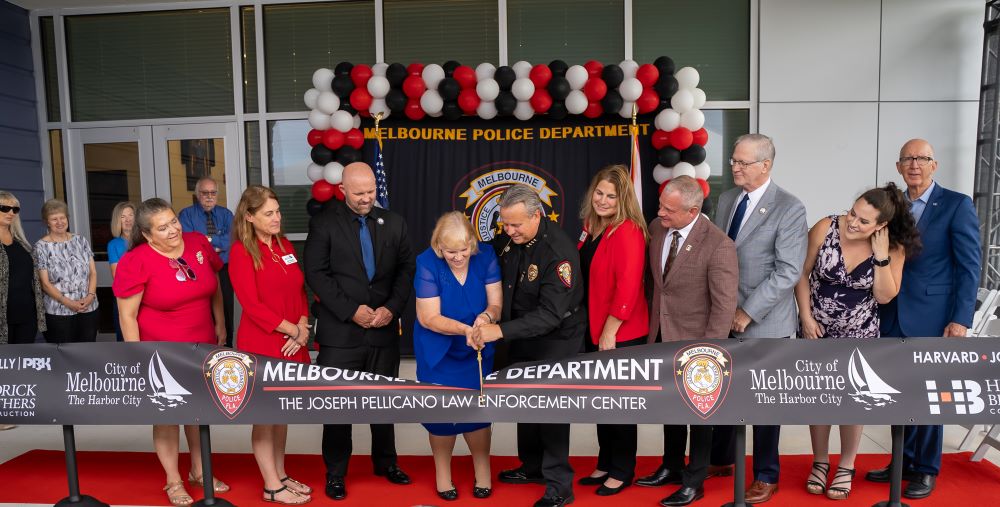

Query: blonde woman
[0,191,46,345]
[107,201,135,341]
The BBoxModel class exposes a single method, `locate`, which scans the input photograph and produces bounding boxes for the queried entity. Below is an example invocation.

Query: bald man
[304,162,416,500]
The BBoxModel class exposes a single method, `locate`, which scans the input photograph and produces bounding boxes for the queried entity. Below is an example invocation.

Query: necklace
[265,242,287,274]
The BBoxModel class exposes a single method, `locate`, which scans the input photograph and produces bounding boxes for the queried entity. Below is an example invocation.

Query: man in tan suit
[636,176,738,507]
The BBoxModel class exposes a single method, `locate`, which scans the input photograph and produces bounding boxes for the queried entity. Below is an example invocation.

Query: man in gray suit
[711,133,808,504]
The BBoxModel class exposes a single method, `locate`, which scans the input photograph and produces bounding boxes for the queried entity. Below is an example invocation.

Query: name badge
[282,254,297,265]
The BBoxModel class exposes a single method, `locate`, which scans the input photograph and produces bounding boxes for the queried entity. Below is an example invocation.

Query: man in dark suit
[638,176,738,507]
[304,162,416,501]
[866,138,981,499]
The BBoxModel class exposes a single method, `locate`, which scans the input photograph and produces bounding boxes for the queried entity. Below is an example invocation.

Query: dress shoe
[902,473,936,499]
[532,494,574,507]
[595,481,629,496]
[865,463,921,483]
[636,466,684,487]
[744,480,778,504]
[659,486,704,506]
[472,485,492,498]
[707,464,735,478]
[325,478,346,500]
[577,473,608,485]
[498,466,545,484]
[436,486,458,501]
[374,464,411,485]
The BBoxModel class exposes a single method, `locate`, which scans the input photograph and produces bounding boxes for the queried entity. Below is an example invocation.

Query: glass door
[151,123,242,216]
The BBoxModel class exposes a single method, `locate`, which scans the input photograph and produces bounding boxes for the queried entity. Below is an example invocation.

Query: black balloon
[311,144,334,165]
[549,59,569,77]
[335,61,354,76]
[601,90,624,115]
[548,101,568,120]
[438,78,461,101]
[681,145,707,165]
[601,64,624,89]
[442,100,463,120]
[332,74,355,98]
[657,147,682,168]
[306,198,325,217]
[494,66,516,90]
[386,63,408,88]
[547,77,571,100]
[656,98,672,113]
[385,89,407,113]
[336,146,361,165]
[654,75,679,100]
[495,91,516,115]
[442,60,461,76]
[339,102,357,115]
[654,56,676,75]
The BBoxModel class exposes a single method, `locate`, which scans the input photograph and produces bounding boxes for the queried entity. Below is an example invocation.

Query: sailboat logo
[848,348,900,410]
[147,350,192,410]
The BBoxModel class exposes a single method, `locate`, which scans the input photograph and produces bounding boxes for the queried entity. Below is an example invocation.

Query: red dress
[112,232,222,343]
[229,236,310,364]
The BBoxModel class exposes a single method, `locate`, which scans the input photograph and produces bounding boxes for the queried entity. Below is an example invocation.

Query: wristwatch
[873,256,890,267]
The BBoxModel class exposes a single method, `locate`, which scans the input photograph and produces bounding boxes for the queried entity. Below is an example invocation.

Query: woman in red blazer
[576,164,649,496]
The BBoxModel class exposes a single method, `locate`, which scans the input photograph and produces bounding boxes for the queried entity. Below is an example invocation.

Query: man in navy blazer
[867,139,981,499]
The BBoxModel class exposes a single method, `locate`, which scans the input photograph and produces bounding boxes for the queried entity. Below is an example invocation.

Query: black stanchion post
[192,425,235,507]
[722,424,747,507]
[55,424,109,507]
[873,424,910,507]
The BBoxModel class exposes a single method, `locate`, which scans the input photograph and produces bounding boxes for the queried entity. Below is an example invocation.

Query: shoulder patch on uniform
[557,261,572,288]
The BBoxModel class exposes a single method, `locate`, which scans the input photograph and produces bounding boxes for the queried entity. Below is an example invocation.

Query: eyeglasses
[168,257,197,282]
[729,158,764,169]
[0,205,20,214]
[198,191,218,196]
[898,156,934,167]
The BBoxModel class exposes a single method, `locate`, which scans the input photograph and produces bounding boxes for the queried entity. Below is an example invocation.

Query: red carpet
[2,451,999,506]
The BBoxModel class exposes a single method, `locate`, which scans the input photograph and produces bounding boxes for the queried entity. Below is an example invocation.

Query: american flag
[629,124,643,212]
[374,135,389,209]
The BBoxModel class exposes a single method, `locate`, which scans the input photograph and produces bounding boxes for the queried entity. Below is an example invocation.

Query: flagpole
[374,112,383,149]
[629,103,638,159]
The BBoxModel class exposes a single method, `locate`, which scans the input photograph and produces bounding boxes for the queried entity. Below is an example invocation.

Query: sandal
[806,461,829,495]
[164,481,194,507]
[827,466,855,500]
[263,485,310,505]
[281,476,313,495]
[189,472,230,493]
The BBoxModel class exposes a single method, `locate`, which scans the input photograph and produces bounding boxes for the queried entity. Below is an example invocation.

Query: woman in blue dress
[107,201,135,342]
[414,211,502,502]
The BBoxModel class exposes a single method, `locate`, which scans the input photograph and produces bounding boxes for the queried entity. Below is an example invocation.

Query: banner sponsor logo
[204,350,255,419]
[926,380,985,415]
[0,357,51,371]
[847,348,900,410]
[453,162,564,241]
[675,343,731,419]
[0,382,36,417]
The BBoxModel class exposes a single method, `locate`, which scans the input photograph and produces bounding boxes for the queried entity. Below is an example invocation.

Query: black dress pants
[218,265,235,348]
[317,342,400,479]
[7,320,38,344]
[662,424,713,489]
[43,310,98,344]
[587,336,644,482]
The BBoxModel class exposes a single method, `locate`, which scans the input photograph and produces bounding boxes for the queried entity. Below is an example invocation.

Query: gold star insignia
[676,369,683,376]
[724,370,730,376]
[547,211,560,222]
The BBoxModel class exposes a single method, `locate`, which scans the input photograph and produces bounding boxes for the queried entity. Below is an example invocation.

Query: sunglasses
[168,257,197,282]
[0,205,20,214]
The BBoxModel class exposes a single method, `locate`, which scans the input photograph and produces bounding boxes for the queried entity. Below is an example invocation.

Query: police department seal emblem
[674,343,732,420]
[452,162,565,242]
[204,350,255,419]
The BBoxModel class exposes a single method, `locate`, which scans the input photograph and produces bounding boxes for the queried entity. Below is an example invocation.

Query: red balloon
[307,129,323,147]
[652,130,670,150]
[322,129,344,150]
[407,62,424,76]
[350,64,373,88]
[332,184,345,201]
[584,60,603,79]
[659,180,669,196]
[696,178,710,198]
[349,87,373,111]
[583,100,603,118]
[583,78,607,101]
[669,127,694,150]
[529,64,553,89]
[530,89,553,113]
[312,180,335,202]
[636,63,660,88]
[453,65,477,89]
[405,98,425,120]
[345,128,365,150]
[692,127,709,146]
[458,89,480,115]
[403,75,426,99]
[636,88,660,114]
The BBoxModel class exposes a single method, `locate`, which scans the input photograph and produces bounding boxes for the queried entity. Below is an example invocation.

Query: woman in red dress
[230,185,311,505]
[113,198,228,506]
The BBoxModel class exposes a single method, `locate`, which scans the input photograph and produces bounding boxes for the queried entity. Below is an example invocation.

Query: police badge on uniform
[527,264,539,281]
[557,261,572,288]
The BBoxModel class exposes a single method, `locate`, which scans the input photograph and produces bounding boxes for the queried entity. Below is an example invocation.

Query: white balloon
[680,109,705,130]
[428,110,443,118]
[476,79,500,101]
[476,100,498,120]
[566,65,589,90]
[655,109,682,132]
[512,60,533,79]
[312,68,334,92]
[367,76,391,99]
[671,89,695,114]
[372,62,388,77]
[618,77,642,102]
[619,59,639,79]
[323,162,345,184]
[475,62,496,80]
[330,110,353,133]
[307,163,324,183]
[675,66,700,89]
[673,162,696,179]
[316,92,340,114]
[694,162,711,180]
[420,89,444,114]
[619,101,635,119]
[514,100,534,121]
[369,98,390,119]
[304,88,321,110]
[652,164,673,184]
[308,109,331,130]
[422,64,446,90]
[352,114,361,129]
[511,78,535,101]
[691,88,707,109]
[565,90,588,114]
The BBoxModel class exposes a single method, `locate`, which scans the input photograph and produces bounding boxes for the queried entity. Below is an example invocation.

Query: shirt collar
[669,213,699,239]
[740,177,771,204]
[906,180,936,204]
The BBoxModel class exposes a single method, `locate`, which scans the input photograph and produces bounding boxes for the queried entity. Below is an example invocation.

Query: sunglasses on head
[168,257,197,282]
[0,205,20,214]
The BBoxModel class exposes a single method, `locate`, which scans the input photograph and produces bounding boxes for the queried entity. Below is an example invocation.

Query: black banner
[2,339,1000,425]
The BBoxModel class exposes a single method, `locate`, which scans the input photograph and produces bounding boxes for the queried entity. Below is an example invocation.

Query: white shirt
[661,214,700,270]
[729,178,772,231]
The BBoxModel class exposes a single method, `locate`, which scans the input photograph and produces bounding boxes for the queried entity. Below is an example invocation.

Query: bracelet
[480,312,494,324]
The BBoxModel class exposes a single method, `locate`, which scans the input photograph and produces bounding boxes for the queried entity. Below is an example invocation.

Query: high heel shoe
[827,467,855,500]
[806,461,830,495]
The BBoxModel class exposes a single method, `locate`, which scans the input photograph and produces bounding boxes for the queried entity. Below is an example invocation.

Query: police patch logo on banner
[204,350,256,419]
[675,343,732,420]
[454,162,564,241]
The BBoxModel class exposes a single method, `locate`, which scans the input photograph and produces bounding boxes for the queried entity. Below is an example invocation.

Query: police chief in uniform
[470,184,585,507]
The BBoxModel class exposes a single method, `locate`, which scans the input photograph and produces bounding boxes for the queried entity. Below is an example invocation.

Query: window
[703,109,750,218]
[246,121,262,186]
[39,17,60,122]
[49,130,66,204]
[507,0,624,65]
[383,0,498,65]
[242,6,259,114]
[268,119,314,233]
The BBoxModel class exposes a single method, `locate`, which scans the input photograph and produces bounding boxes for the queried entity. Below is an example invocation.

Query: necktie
[205,211,217,237]
[357,216,376,281]
[663,231,682,279]
[727,193,750,241]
